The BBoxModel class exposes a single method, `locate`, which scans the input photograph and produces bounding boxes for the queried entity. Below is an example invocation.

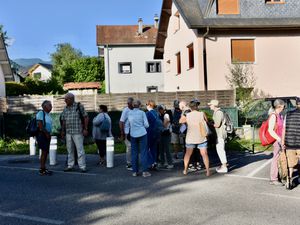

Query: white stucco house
[0,34,14,97]
[96,17,164,93]
[155,0,300,97]
[28,63,53,81]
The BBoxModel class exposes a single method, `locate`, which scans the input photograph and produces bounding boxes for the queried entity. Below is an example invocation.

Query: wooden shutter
[188,44,194,69]
[218,0,240,15]
[231,39,255,63]
[176,52,181,74]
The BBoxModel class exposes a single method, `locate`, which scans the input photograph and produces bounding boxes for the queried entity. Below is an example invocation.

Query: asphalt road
[0,150,299,225]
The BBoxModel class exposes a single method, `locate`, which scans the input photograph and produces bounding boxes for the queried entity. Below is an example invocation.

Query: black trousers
[95,139,106,158]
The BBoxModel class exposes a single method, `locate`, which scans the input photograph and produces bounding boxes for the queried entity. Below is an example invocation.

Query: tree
[0,24,10,46]
[71,57,104,82]
[226,63,256,124]
[51,43,82,85]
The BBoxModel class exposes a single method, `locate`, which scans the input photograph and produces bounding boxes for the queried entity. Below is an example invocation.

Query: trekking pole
[251,124,255,154]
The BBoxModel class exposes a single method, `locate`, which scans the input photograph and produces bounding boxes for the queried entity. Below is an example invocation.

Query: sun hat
[208,99,219,107]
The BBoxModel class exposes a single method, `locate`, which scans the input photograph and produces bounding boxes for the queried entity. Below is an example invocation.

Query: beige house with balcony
[155,0,300,97]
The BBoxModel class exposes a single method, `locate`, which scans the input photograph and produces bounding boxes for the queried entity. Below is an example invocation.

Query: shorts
[171,132,184,144]
[36,133,51,152]
[186,141,208,149]
[286,149,300,168]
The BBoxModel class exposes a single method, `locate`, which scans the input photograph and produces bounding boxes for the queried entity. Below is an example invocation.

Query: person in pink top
[268,99,285,186]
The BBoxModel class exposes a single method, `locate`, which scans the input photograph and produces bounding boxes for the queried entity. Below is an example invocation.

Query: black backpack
[26,111,45,137]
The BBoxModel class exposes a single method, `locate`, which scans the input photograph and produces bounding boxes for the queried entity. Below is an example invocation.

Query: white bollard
[49,136,57,165]
[106,137,114,168]
[29,137,36,155]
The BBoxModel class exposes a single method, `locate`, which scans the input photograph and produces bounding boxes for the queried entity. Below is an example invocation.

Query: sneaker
[196,163,202,171]
[80,168,87,173]
[142,172,151,177]
[157,163,165,168]
[270,180,284,186]
[132,172,138,177]
[216,166,228,173]
[166,164,174,169]
[188,165,197,172]
[126,164,133,171]
[64,167,74,172]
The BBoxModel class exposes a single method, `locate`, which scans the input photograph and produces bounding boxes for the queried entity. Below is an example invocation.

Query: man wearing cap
[282,98,300,185]
[208,99,228,173]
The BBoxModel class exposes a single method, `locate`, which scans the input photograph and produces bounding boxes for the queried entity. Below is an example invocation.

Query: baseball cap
[208,99,219,107]
[190,98,200,106]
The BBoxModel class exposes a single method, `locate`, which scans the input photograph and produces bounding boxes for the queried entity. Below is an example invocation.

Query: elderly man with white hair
[61,93,89,173]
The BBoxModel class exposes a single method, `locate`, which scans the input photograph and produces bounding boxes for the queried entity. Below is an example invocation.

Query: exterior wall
[0,66,6,97]
[31,66,52,81]
[163,3,204,92]
[206,34,300,97]
[103,45,164,93]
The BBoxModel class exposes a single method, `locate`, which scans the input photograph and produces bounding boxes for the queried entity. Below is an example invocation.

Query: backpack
[100,114,110,132]
[26,111,45,137]
[150,110,164,137]
[222,111,234,134]
[259,113,277,146]
[171,109,181,134]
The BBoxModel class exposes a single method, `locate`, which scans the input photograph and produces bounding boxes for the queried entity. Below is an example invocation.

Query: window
[33,72,41,79]
[176,52,181,74]
[174,11,180,32]
[118,62,132,74]
[147,86,158,93]
[187,44,194,69]
[146,62,161,73]
[231,39,255,63]
[217,0,240,15]
[265,0,284,3]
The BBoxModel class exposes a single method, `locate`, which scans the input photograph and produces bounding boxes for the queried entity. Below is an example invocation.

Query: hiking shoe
[166,164,174,169]
[216,166,228,173]
[64,167,74,172]
[132,172,138,177]
[126,164,133,171]
[270,180,284,186]
[142,172,151,177]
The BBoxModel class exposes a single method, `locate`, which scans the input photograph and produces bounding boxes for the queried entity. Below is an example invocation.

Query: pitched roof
[175,0,300,29]
[63,82,101,90]
[154,0,300,59]
[0,34,14,81]
[96,25,158,46]
[28,63,53,74]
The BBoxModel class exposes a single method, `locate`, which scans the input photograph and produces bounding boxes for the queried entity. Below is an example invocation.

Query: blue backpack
[150,110,164,137]
[100,114,110,132]
[26,111,45,137]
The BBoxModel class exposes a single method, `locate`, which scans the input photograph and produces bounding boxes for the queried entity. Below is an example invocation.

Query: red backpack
[259,113,277,146]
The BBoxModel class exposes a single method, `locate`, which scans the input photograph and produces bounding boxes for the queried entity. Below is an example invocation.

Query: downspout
[106,44,111,94]
[203,27,209,91]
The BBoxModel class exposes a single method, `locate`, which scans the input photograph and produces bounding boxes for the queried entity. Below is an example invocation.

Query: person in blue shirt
[127,100,150,177]
[36,100,53,176]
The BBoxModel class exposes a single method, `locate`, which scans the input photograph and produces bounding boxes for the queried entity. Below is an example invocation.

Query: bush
[5,82,29,96]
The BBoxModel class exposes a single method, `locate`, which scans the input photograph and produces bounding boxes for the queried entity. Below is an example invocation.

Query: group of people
[36,93,230,178]
[118,97,229,178]
[267,98,300,187]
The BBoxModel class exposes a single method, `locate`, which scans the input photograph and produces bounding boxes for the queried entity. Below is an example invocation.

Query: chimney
[138,18,143,35]
[154,14,159,28]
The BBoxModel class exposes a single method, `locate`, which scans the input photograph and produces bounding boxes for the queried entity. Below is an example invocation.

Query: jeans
[216,137,227,164]
[270,141,280,181]
[159,134,172,165]
[147,137,159,167]
[66,133,86,169]
[131,134,148,173]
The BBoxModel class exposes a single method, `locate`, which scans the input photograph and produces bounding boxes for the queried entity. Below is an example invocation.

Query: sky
[0,0,163,61]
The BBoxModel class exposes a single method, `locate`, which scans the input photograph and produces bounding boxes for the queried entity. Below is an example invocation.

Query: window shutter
[218,0,240,15]
[231,39,255,63]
